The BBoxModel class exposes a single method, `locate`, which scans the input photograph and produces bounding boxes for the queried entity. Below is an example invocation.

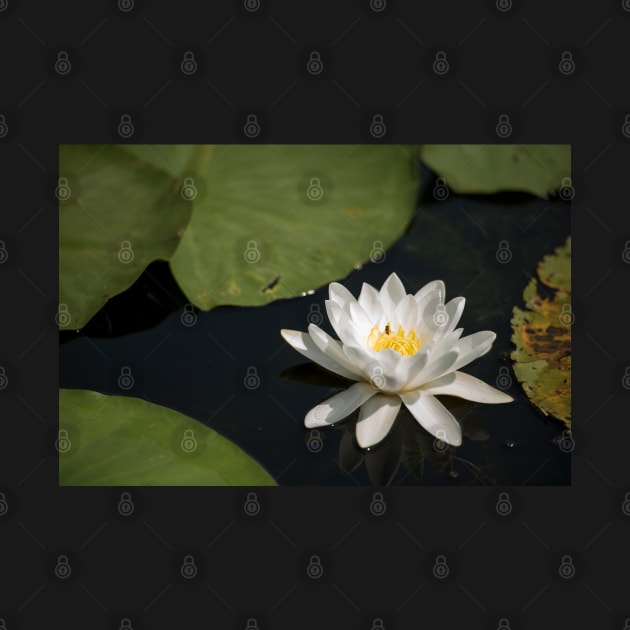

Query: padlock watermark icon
[0,367,7,391]
[243,491,261,516]
[54,554,72,579]
[558,554,575,579]
[306,51,324,75]
[621,241,630,264]
[180,555,198,579]
[433,429,449,452]
[557,429,574,453]
[369,0,387,12]
[495,0,512,12]
[0,492,8,516]
[244,240,261,264]
[55,429,72,453]
[180,51,198,75]
[432,303,449,328]
[244,366,260,390]
[243,0,261,11]
[496,366,512,389]
[118,114,135,138]
[243,114,261,138]
[558,303,574,327]
[306,554,324,579]
[0,114,8,138]
[118,618,134,630]
[433,177,449,201]
[118,366,134,390]
[180,304,197,327]
[370,365,386,389]
[369,114,386,138]
[306,177,324,201]
[432,554,449,579]
[117,491,135,516]
[622,114,630,139]
[370,240,386,263]
[0,242,7,265]
[118,0,134,11]
[117,240,134,264]
[306,429,323,453]
[432,51,449,75]
[56,177,72,201]
[496,240,512,263]
[56,303,72,328]
[54,51,72,76]
[495,491,512,516]
[558,51,575,75]
[307,303,323,325]
[495,114,512,138]
[180,429,197,453]
[180,177,197,200]
[369,492,387,516]
[558,177,574,201]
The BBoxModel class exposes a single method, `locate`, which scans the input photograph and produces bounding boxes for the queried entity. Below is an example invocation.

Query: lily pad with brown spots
[510,237,571,427]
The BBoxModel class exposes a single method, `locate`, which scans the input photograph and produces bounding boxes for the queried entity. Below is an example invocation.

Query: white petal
[395,348,429,388]
[342,346,403,392]
[325,300,343,335]
[379,273,407,313]
[348,300,374,336]
[430,328,463,354]
[418,295,463,335]
[394,294,418,332]
[280,329,359,380]
[404,349,460,391]
[336,305,368,348]
[305,382,376,427]
[450,331,496,372]
[358,282,383,321]
[414,280,445,304]
[415,290,444,335]
[355,395,401,448]
[421,371,514,403]
[307,324,364,378]
[439,297,466,335]
[325,301,363,348]
[400,390,462,446]
[342,344,373,372]
[328,282,357,308]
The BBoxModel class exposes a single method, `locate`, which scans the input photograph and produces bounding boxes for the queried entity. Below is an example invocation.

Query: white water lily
[281,273,513,449]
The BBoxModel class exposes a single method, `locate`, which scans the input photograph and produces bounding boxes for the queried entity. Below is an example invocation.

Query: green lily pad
[59,145,193,329]
[168,144,420,309]
[420,144,570,197]
[120,144,200,178]
[59,389,277,486]
[511,237,571,427]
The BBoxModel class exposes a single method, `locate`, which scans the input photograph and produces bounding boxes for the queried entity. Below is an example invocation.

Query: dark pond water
[60,174,571,486]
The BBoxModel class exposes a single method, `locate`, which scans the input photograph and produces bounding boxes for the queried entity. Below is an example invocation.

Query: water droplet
[505,440,515,448]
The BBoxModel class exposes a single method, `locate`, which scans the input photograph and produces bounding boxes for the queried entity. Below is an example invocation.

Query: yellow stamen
[367,322,421,356]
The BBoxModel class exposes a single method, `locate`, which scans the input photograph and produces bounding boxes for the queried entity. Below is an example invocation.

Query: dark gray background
[1,0,629,628]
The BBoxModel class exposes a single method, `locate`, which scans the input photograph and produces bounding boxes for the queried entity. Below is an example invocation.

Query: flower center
[367,323,421,356]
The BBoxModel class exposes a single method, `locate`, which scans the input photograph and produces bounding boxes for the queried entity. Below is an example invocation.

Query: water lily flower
[281,273,513,449]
